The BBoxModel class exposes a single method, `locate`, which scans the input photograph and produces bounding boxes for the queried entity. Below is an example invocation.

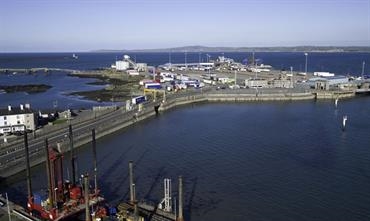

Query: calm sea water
[3,97,370,221]
[0,71,114,110]
[1,53,370,220]
[1,52,369,74]
[0,52,369,109]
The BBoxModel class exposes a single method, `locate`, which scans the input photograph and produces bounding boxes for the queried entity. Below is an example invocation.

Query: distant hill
[93,45,370,53]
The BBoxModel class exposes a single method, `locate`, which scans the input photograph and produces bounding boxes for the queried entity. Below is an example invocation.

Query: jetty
[115,161,180,221]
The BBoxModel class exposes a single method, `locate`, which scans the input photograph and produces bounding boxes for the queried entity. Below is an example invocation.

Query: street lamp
[290,66,293,88]
[304,53,308,75]
[184,50,187,70]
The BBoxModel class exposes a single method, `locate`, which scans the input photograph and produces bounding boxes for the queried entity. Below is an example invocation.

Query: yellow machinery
[143,88,166,102]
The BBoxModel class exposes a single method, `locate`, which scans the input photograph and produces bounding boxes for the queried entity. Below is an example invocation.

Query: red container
[69,187,81,200]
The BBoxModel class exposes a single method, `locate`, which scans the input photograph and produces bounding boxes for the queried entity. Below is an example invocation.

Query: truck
[314,72,335,77]
[145,82,162,89]
[132,96,147,105]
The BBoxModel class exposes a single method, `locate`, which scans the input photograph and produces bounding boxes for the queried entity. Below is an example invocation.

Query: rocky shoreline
[0,84,52,94]
[68,71,144,102]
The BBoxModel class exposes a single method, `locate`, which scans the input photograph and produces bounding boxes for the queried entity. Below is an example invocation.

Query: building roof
[0,107,34,116]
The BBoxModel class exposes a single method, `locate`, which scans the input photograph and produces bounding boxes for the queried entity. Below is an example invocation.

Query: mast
[24,130,32,200]
[69,124,76,185]
[92,129,98,194]
[129,161,135,203]
[45,138,53,206]
[176,176,184,221]
[84,174,91,221]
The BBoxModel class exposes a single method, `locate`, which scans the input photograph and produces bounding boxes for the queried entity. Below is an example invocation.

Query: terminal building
[245,78,269,88]
[111,55,148,72]
[0,104,36,134]
[306,76,349,89]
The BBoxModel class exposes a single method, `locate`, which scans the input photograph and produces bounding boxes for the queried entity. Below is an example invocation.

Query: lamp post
[290,66,293,88]
[362,61,365,80]
[304,53,308,75]
[184,50,187,70]
[169,50,172,70]
[206,54,211,78]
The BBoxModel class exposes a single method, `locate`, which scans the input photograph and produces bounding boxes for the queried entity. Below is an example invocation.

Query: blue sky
[0,0,369,52]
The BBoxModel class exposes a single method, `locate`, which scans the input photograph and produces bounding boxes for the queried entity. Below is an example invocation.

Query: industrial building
[112,55,147,72]
[245,78,269,88]
[272,79,293,88]
[0,104,36,134]
[306,75,349,88]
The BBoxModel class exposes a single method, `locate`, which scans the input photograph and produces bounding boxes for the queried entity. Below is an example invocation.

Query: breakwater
[0,88,359,178]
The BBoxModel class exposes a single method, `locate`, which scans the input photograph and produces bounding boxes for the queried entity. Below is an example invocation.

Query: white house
[245,78,269,88]
[0,104,36,134]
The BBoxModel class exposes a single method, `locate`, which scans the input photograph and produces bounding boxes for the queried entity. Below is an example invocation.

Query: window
[17,120,20,124]
[16,115,20,119]
[3,116,6,120]
[4,121,7,125]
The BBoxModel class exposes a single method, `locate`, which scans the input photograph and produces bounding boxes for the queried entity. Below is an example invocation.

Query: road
[0,88,207,177]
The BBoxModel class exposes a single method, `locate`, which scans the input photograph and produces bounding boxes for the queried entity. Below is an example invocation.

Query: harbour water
[0,71,112,110]
[1,52,370,220]
[1,52,369,74]
[1,52,369,109]
[3,97,370,221]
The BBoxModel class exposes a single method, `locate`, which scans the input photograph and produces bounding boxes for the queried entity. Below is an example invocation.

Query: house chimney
[20,104,24,111]
[8,105,11,111]
[25,103,30,109]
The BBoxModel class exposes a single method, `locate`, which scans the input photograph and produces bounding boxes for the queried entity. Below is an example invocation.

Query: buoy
[342,115,347,130]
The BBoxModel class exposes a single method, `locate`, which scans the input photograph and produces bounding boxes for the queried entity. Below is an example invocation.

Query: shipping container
[145,83,162,89]
[132,96,147,105]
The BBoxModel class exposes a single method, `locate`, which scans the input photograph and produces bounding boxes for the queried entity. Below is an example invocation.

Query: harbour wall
[0,89,357,178]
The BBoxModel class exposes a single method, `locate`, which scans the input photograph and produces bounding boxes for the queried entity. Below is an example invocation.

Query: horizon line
[2,45,370,53]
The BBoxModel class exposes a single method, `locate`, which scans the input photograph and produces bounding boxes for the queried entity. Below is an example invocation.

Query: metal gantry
[159,178,172,212]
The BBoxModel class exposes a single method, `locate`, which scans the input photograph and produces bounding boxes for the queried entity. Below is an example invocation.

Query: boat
[22,128,106,221]
[72,54,78,59]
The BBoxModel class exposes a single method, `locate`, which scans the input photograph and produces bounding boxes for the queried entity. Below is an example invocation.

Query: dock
[0,194,41,221]
[115,162,184,221]
[117,202,176,221]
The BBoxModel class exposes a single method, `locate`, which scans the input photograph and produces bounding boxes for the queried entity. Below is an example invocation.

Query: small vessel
[342,115,347,130]
[72,54,78,59]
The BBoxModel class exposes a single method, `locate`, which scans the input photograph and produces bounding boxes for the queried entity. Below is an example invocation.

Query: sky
[0,0,369,52]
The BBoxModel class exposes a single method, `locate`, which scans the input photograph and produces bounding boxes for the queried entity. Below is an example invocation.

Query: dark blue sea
[1,52,370,221]
[0,52,369,110]
[1,52,369,74]
[3,98,370,221]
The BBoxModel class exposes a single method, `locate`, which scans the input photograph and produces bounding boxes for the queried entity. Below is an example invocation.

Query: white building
[115,60,130,71]
[245,78,269,88]
[112,55,147,72]
[307,76,349,88]
[314,72,335,77]
[0,104,37,134]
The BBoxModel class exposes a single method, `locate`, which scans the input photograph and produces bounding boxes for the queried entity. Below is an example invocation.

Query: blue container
[33,191,47,205]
